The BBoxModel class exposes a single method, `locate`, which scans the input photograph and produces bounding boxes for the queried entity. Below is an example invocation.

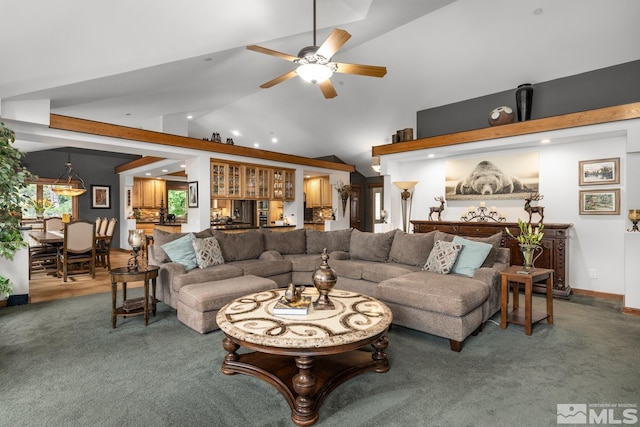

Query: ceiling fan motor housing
[296,46,330,65]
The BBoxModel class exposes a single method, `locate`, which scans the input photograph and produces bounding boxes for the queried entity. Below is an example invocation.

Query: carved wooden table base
[216,289,392,426]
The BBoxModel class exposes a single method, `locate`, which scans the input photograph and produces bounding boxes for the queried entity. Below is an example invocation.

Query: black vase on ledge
[515,83,534,122]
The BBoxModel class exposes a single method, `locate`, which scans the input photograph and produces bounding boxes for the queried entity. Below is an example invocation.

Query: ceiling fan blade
[333,62,387,78]
[260,70,298,89]
[318,80,337,99]
[316,29,351,59]
[246,45,299,62]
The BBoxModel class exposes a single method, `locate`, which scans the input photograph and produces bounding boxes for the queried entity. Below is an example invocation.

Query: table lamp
[392,181,419,232]
[127,229,145,271]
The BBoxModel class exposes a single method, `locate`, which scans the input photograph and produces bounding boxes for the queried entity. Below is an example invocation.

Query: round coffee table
[216,288,392,426]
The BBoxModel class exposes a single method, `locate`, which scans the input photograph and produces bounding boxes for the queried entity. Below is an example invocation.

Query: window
[167,189,187,219]
[22,179,79,219]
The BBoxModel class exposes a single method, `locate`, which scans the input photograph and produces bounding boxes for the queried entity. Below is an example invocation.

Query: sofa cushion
[330,260,363,280]
[179,275,277,313]
[355,261,416,283]
[192,236,224,269]
[161,233,198,270]
[349,229,395,262]
[213,230,264,261]
[172,264,244,292]
[388,230,436,267]
[434,231,502,267]
[378,271,489,317]
[451,236,492,277]
[262,228,306,254]
[423,240,462,274]
[306,228,352,254]
[285,254,324,272]
[229,259,292,277]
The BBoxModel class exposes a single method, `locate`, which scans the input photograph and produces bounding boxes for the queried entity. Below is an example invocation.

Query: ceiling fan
[246,0,387,99]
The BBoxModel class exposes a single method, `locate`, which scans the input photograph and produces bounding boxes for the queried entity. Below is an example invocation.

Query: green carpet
[1,291,639,427]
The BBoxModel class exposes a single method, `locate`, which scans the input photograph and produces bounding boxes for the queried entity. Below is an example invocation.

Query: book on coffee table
[273,295,312,316]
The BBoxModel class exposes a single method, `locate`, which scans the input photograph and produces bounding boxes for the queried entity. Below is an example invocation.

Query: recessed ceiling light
[232,130,240,137]
[180,164,186,168]
[541,138,551,144]
[428,153,435,158]
[187,115,193,120]
[161,169,169,173]
[253,143,260,148]
[145,172,151,176]
[271,137,278,143]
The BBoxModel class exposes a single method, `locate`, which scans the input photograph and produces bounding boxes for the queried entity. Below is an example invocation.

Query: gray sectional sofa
[148,227,509,351]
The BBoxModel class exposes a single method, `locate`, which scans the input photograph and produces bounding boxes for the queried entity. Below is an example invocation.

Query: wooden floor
[29,249,143,304]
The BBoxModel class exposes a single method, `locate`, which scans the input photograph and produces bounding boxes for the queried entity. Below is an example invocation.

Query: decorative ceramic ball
[488,106,515,126]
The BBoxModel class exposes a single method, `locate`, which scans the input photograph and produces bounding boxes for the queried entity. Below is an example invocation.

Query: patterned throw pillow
[192,236,224,269]
[422,240,463,274]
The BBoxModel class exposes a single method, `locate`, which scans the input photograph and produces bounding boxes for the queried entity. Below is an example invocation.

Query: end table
[110,265,159,328]
[500,266,554,335]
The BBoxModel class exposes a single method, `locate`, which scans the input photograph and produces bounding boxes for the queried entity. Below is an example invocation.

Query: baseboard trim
[622,306,640,316]
[571,288,624,301]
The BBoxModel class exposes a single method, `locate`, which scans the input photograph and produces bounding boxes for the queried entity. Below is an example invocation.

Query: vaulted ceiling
[2,0,639,176]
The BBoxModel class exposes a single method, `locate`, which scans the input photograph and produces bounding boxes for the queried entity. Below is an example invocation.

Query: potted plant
[0,122,35,300]
[27,198,52,219]
[506,219,544,271]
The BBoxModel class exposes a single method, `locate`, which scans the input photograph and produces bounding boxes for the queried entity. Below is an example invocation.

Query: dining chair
[29,217,63,278]
[96,218,117,270]
[98,217,109,237]
[44,216,63,233]
[95,217,103,236]
[57,220,97,282]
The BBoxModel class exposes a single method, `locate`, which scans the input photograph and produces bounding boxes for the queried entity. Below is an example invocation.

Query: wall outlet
[589,269,598,279]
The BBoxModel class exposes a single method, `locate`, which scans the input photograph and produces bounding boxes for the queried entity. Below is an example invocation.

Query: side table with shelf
[110,265,159,328]
[500,266,554,335]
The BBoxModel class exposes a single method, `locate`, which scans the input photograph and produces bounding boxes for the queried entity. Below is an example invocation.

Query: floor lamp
[393,181,419,232]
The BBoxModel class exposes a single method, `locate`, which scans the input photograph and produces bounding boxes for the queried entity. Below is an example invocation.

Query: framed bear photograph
[445,152,539,200]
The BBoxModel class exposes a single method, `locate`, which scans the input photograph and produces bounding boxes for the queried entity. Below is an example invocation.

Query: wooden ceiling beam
[373,102,640,156]
[50,114,355,173]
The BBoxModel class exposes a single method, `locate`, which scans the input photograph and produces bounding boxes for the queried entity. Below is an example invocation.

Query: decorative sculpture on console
[524,193,544,224]
[428,196,446,221]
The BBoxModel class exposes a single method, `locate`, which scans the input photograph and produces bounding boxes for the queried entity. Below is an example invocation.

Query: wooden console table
[411,220,572,298]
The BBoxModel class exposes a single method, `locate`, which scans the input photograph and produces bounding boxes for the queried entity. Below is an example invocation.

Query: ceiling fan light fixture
[296,63,333,84]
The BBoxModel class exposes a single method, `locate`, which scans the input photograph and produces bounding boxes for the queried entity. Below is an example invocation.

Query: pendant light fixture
[52,152,87,197]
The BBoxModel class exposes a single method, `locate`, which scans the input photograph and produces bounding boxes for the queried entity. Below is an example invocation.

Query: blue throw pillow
[451,236,492,277]
[161,233,198,271]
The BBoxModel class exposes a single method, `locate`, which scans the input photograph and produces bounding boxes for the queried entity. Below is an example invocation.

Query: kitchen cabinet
[272,168,295,201]
[211,162,242,198]
[304,176,331,207]
[132,178,166,208]
[244,166,270,199]
[211,159,295,200]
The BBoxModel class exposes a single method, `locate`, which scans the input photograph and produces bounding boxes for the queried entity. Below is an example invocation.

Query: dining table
[28,230,65,245]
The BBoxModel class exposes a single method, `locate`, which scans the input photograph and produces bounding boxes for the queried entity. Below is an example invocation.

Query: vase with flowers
[506,219,544,272]
[29,198,52,220]
[334,180,352,217]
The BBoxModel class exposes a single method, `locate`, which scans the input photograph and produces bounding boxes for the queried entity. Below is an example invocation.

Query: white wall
[382,120,639,297]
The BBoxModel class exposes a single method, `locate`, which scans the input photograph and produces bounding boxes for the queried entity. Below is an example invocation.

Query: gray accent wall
[23,148,139,248]
[417,60,640,138]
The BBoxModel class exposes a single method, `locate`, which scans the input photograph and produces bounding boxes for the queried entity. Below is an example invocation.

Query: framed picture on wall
[578,157,620,185]
[91,185,111,209]
[188,181,199,208]
[579,188,620,215]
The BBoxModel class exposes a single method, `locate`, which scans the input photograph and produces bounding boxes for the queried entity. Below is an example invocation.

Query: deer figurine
[428,196,446,221]
[524,193,545,224]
